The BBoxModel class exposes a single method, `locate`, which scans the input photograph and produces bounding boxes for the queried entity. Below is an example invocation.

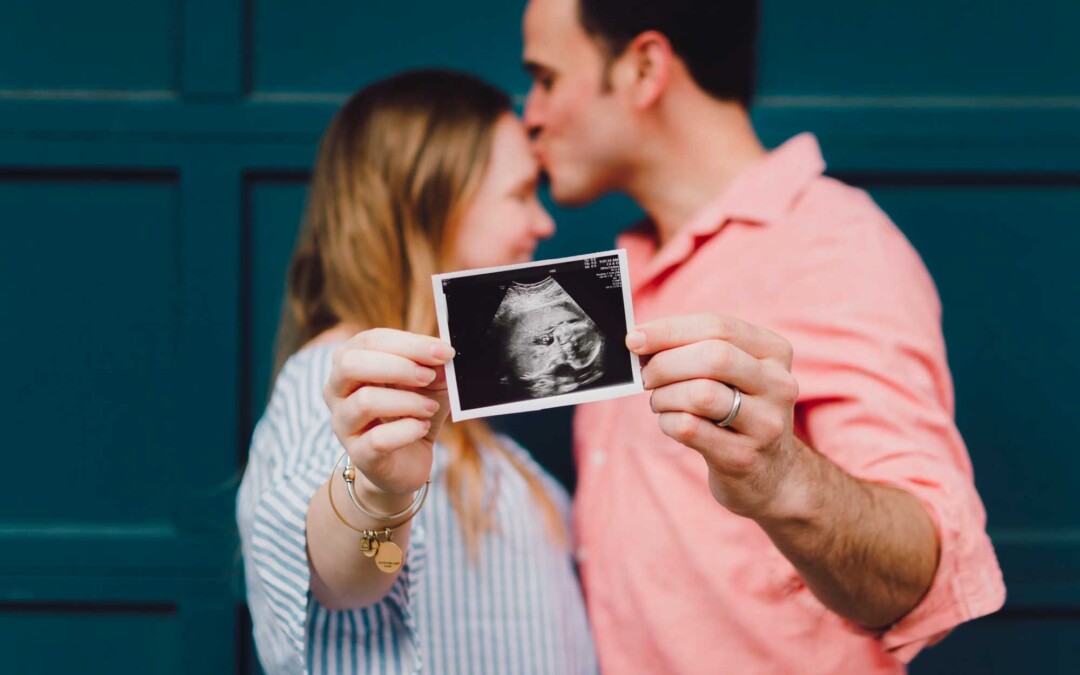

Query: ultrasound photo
[433,250,643,421]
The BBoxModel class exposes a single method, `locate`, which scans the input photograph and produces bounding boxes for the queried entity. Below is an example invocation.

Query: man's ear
[617,30,673,109]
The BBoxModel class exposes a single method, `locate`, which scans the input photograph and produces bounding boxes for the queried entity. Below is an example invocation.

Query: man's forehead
[523,0,586,57]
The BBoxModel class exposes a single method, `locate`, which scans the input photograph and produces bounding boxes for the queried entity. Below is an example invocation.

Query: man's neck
[626,102,766,248]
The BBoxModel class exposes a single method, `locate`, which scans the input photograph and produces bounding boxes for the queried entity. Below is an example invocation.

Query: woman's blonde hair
[273,69,563,555]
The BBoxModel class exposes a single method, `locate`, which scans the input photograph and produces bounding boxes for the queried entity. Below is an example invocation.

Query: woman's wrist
[352,469,418,515]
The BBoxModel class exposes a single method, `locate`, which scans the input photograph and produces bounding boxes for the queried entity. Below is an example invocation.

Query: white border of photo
[432,249,644,422]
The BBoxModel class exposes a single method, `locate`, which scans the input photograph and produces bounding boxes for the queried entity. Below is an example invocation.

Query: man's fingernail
[626,330,645,351]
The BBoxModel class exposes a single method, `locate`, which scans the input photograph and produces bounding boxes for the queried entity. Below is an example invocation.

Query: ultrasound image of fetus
[489,276,606,398]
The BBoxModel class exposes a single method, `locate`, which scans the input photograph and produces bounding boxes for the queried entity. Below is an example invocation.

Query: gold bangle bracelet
[326,451,430,535]
[326,451,431,573]
[343,455,429,522]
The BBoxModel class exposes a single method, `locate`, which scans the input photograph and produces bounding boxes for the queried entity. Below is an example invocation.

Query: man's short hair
[576,0,759,108]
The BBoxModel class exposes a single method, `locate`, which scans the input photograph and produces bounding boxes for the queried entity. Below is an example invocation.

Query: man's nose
[523,86,543,139]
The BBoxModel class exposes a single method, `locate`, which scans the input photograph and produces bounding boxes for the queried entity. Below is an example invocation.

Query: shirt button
[590,450,607,467]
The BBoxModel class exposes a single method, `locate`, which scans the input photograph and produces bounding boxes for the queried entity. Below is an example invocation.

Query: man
[521,0,1005,672]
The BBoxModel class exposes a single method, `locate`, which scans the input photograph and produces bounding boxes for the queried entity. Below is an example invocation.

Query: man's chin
[548,175,602,208]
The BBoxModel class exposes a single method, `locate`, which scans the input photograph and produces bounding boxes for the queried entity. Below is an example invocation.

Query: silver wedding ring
[714,386,742,427]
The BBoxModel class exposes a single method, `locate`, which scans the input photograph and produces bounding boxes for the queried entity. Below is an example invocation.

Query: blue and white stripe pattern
[237,343,597,674]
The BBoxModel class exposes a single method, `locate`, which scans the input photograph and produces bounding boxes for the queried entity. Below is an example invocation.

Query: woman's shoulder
[281,340,340,380]
[255,342,341,448]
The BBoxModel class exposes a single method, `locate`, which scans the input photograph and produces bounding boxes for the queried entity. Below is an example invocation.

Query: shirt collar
[621,132,827,290]
[686,131,827,235]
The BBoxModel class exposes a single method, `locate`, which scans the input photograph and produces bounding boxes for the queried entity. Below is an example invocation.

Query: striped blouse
[237,343,598,674]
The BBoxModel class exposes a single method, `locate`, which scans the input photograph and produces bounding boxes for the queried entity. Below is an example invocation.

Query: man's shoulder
[794,175,888,230]
[777,174,919,259]
[772,174,940,314]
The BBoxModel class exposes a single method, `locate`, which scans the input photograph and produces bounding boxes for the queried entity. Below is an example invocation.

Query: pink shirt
[573,133,1006,674]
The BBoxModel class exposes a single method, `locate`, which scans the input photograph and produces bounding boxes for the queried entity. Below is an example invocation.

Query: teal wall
[1,1,1077,672]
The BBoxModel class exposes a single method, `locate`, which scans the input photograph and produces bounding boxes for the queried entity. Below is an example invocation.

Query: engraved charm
[374,541,403,573]
[360,534,379,558]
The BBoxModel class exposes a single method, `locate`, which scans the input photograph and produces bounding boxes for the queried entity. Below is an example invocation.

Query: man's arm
[754,436,938,628]
[628,314,938,629]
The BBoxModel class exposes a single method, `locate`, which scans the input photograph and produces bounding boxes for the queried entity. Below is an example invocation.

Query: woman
[237,70,597,674]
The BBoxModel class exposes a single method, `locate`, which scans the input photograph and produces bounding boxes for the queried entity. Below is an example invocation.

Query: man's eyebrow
[523,61,546,77]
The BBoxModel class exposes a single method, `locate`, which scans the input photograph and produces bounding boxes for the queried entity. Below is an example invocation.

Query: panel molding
[991,531,1080,607]
[180,0,244,99]
[238,170,310,447]
[1,101,1078,173]
[758,95,1080,109]
[0,89,176,102]
[0,600,178,616]
[0,575,237,674]
[0,166,178,183]
[0,530,236,578]
[832,171,1080,188]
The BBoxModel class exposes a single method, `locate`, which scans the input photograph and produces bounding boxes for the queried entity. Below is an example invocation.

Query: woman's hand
[323,328,455,508]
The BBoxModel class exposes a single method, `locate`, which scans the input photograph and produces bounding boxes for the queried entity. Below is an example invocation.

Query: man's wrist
[753,438,824,528]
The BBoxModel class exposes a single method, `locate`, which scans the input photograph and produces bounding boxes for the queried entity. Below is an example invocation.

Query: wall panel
[0,171,180,526]
[860,180,1080,533]
[247,0,530,97]
[0,1,178,95]
[758,0,1080,97]
[243,173,309,425]
[1,602,180,674]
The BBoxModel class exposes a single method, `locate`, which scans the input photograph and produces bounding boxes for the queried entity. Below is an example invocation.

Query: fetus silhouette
[489,276,606,398]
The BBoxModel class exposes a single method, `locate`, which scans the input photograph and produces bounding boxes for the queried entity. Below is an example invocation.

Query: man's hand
[627,313,803,520]
[628,313,940,629]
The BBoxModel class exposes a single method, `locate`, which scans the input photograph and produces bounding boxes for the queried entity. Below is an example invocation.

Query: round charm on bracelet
[375,541,404,573]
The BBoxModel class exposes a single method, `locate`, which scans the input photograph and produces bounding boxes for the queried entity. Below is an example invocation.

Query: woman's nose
[532,203,555,240]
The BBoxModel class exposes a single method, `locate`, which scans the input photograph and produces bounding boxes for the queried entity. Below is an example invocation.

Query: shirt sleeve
[237,398,427,674]
[773,206,1006,662]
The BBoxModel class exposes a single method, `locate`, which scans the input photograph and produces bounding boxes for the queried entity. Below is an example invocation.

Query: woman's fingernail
[431,342,455,360]
[626,330,645,351]
[416,367,435,384]
[424,398,440,414]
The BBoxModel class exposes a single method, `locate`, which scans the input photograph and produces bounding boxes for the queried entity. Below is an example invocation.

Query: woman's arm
[307,328,455,610]
[307,467,419,609]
